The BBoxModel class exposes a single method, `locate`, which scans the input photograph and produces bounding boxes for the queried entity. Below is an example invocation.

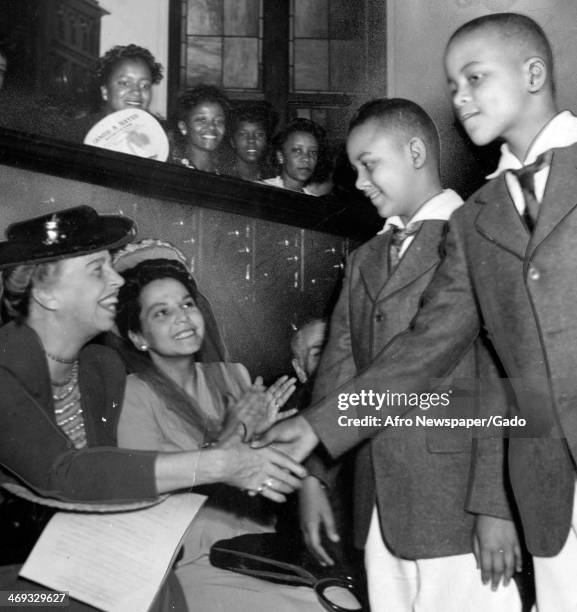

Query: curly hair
[1,262,62,323]
[176,85,231,125]
[272,118,327,154]
[230,103,277,138]
[95,44,163,86]
[270,118,330,181]
[116,258,198,339]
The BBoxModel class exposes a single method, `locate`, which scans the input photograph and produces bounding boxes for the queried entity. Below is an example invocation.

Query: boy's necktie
[510,151,552,232]
[389,221,423,269]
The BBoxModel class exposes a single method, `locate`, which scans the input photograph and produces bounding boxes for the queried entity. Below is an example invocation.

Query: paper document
[20,492,206,611]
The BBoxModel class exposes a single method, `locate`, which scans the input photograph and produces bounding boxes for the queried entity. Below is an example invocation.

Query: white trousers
[532,484,577,611]
[364,506,522,612]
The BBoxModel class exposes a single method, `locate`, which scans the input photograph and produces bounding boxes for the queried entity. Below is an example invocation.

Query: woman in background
[221,103,276,181]
[114,239,326,612]
[171,85,229,173]
[97,44,163,116]
[70,44,163,142]
[262,118,327,195]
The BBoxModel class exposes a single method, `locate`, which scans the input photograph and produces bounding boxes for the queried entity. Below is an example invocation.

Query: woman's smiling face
[129,277,205,360]
[101,58,153,113]
[179,102,226,152]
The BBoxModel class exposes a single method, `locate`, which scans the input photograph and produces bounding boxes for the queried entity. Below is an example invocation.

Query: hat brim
[0,215,136,269]
[113,239,188,274]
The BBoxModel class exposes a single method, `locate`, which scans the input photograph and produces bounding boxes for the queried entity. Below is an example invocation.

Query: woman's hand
[212,424,307,502]
[222,375,297,442]
[260,375,298,431]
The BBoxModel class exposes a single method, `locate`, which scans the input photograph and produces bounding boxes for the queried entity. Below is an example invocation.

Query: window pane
[187,0,223,35]
[330,0,364,39]
[186,36,223,86]
[330,40,365,91]
[223,38,259,88]
[294,39,329,91]
[294,0,328,38]
[223,0,259,36]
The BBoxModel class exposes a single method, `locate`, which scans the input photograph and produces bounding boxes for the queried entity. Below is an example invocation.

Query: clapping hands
[221,375,298,442]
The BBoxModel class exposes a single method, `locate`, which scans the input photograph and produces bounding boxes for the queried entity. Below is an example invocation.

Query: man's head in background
[291,319,327,384]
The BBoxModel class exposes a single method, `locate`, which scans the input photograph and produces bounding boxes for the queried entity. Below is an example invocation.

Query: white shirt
[487,110,577,213]
[261,175,316,196]
[379,188,463,259]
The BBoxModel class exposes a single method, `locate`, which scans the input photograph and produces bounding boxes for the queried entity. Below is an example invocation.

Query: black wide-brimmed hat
[0,206,137,269]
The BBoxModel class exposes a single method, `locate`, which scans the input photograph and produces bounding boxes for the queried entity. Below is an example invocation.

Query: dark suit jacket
[308,220,511,558]
[0,322,158,501]
[306,144,577,557]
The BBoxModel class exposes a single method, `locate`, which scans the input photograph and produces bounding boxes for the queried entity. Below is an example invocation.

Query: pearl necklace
[51,361,79,401]
[45,350,77,365]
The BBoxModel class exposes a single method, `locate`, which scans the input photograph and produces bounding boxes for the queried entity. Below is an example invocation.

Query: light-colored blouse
[118,361,324,612]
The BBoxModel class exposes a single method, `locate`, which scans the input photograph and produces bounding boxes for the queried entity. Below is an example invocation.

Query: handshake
[215,375,320,503]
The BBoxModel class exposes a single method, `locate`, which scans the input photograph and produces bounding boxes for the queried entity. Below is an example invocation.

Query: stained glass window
[182,0,262,91]
[290,0,367,94]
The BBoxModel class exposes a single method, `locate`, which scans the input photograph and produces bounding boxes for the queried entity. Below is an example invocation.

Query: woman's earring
[139,344,148,351]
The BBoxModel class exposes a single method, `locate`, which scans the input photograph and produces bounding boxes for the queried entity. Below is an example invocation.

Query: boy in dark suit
[259,12,577,611]
[298,98,521,611]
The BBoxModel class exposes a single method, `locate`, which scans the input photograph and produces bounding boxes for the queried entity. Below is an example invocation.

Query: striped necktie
[389,221,423,269]
[510,151,552,232]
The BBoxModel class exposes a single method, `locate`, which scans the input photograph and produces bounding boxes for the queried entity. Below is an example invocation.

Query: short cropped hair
[96,44,163,86]
[448,13,554,92]
[349,98,441,163]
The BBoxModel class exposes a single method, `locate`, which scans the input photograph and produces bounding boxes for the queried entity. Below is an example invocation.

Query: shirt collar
[487,110,577,178]
[379,188,463,234]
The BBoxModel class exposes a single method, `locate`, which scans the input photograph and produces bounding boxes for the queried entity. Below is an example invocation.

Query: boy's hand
[250,415,319,463]
[299,476,340,566]
[473,515,522,590]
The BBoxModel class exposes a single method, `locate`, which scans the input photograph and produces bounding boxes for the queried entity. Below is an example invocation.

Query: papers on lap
[19,492,206,612]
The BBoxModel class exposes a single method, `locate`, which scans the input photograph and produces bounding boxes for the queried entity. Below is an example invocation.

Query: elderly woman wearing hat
[0,206,306,606]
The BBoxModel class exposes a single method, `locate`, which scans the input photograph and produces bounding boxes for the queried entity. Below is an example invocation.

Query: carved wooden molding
[0,127,379,240]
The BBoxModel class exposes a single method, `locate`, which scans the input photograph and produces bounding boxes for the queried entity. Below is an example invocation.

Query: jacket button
[375,313,383,322]
[528,266,540,281]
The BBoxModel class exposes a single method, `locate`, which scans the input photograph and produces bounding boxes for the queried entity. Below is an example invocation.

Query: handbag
[210,533,366,612]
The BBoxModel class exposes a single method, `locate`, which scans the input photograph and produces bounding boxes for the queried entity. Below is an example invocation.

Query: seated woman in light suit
[113,239,329,612]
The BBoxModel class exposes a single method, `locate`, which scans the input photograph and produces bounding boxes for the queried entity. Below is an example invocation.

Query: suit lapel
[528,146,577,257]
[358,233,391,302]
[474,174,528,260]
[380,221,445,300]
